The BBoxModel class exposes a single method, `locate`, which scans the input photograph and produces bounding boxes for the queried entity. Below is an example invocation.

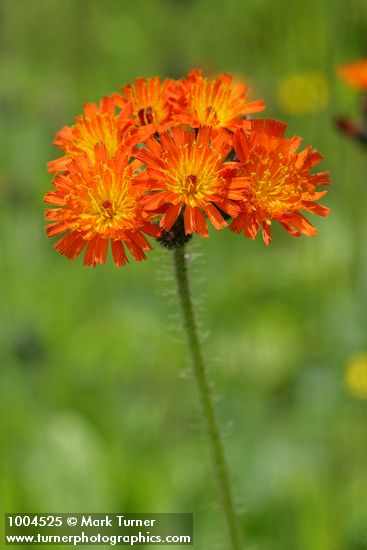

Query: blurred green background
[1,0,367,548]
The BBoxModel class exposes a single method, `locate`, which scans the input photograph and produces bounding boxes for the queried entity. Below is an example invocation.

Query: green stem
[173,245,243,550]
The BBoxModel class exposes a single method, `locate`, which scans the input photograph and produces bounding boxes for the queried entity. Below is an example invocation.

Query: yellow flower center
[249,152,304,215]
[190,81,237,127]
[163,144,223,207]
[70,114,119,159]
[66,167,139,237]
[185,174,198,194]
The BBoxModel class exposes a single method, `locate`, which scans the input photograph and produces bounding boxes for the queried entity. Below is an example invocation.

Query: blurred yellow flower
[277,72,329,116]
[345,354,367,399]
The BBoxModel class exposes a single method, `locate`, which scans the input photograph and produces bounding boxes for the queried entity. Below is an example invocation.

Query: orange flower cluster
[45,70,330,267]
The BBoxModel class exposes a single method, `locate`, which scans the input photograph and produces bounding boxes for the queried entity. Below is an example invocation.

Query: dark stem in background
[173,245,243,550]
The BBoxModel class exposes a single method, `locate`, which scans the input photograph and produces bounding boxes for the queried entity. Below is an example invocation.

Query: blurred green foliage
[1,0,367,548]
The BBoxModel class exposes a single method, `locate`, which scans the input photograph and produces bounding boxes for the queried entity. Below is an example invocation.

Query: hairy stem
[173,245,243,550]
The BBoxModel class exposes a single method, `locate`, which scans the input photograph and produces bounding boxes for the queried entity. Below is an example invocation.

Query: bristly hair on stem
[172,239,243,550]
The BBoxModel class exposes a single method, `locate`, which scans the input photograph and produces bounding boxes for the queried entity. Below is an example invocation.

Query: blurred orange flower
[48,96,132,174]
[134,126,247,237]
[230,119,330,244]
[45,145,160,267]
[338,59,367,91]
[173,69,265,132]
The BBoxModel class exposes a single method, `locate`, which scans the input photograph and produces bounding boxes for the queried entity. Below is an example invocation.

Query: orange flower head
[230,119,330,244]
[173,70,265,132]
[48,96,133,173]
[338,59,367,91]
[44,145,160,267]
[134,126,248,237]
[122,77,177,144]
